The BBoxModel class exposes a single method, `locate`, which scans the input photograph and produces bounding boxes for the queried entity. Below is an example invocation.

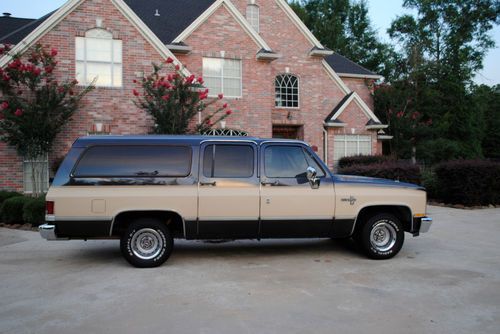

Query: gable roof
[324,91,382,125]
[325,53,381,79]
[0,0,190,76]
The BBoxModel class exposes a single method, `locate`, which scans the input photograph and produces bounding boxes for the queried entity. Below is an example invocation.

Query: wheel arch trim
[351,204,413,236]
[109,209,189,238]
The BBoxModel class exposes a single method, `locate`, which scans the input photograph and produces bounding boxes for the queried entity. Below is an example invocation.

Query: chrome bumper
[420,217,433,233]
[39,224,67,241]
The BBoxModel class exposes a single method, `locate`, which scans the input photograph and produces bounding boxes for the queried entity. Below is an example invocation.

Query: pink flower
[50,48,58,57]
[205,119,212,125]
[0,113,4,120]
[14,108,23,117]
[69,90,74,96]
[72,79,79,85]
[197,77,204,84]
[175,64,180,71]
[58,87,65,93]
[223,103,228,109]
[133,89,140,96]
[218,93,223,99]
[186,74,195,84]
[396,112,404,119]
[133,79,137,83]
[166,57,174,64]
[44,66,53,74]
[1,101,8,109]
[226,110,232,115]
[162,94,170,101]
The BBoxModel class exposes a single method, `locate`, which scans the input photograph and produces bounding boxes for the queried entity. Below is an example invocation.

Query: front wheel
[120,218,173,268]
[354,213,404,259]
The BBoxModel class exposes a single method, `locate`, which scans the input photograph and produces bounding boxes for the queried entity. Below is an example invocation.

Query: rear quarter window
[73,145,192,177]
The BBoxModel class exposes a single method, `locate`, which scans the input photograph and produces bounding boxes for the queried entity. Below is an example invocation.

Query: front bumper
[419,217,433,233]
[411,216,433,236]
[39,224,67,240]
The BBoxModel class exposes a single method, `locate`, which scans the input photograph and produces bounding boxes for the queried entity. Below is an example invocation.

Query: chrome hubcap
[370,221,397,252]
[131,228,163,260]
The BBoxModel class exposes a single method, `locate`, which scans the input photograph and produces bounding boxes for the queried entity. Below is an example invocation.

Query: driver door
[259,143,335,237]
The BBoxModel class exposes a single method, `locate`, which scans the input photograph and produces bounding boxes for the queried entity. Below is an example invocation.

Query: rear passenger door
[197,142,260,239]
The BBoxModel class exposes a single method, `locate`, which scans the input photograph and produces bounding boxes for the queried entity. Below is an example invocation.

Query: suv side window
[73,145,191,177]
[264,145,325,178]
[203,144,254,178]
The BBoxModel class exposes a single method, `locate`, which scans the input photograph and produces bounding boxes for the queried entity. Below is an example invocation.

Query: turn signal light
[414,213,426,218]
[46,201,54,215]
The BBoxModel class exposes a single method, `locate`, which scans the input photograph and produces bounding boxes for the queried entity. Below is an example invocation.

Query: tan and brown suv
[39,135,432,267]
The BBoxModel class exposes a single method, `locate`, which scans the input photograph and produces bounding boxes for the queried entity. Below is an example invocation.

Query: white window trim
[203,57,243,99]
[334,135,372,163]
[246,4,260,33]
[75,29,123,88]
[275,74,300,109]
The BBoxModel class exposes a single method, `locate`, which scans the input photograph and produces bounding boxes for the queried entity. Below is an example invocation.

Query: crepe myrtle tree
[133,57,233,135]
[0,44,94,196]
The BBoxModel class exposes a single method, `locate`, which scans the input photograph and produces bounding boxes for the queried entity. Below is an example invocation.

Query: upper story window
[75,28,122,87]
[246,4,260,32]
[275,74,299,108]
[203,57,242,98]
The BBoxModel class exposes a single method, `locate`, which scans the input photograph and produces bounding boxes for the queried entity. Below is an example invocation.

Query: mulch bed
[0,223,38,231]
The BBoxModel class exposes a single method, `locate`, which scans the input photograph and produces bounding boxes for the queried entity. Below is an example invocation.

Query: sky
[2,0,499,86]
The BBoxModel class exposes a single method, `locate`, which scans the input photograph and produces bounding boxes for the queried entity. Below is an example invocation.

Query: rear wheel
[120,218,173,268]
[354,213,404,259]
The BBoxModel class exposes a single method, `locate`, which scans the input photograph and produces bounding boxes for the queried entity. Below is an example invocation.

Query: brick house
[0,0,390,193]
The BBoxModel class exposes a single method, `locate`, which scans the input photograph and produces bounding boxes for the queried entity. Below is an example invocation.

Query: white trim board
[327,91,382,124]
[274,0,324,49]
[173,0,272,52]
[0,0,191,76]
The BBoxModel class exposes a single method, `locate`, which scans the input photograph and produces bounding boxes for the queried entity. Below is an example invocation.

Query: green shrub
[338,155,393,169]
[1,196,31,224]
[0,191,22,206]
[421,169,439,200]
[338,161,421,185]
[434,160,500,205]
[23,196,46,227]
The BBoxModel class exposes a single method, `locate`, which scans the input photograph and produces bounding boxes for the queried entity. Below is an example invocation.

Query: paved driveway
[0,206,499,334]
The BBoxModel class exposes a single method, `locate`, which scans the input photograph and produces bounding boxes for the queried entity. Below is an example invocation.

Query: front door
[259,143,335,237]
[197,142,260,239]
[272,125,303,140]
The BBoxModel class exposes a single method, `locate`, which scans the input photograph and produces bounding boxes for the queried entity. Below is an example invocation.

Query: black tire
[120,218,173,268]
[354,213,404,259]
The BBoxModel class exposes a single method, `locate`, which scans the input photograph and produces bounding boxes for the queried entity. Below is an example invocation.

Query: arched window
[75,28,122,87]
[275,74,299,108]
[246,4,259,32]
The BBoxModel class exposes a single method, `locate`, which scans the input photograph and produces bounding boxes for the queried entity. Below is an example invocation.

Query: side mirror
[306,166,320,189]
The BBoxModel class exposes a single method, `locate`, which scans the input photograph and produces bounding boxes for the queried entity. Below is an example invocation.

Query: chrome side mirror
[306,166,320,189]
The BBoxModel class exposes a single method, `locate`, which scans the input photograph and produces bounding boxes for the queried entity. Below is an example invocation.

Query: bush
[23,196,46,227]
[338,161,421,184]
[421,169,439,200]
[338,155,393,169]
[1,196,32,224]
[0,191,22,206]
[434,160,500,205]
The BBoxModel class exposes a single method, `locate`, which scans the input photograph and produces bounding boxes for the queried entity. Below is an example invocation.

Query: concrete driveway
[0,206,499,334]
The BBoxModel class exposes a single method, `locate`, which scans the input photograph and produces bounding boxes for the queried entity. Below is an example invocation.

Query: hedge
[0,191,22,206]
[338,155,393,169]
[1,196,32,224]
[23,196,46,227]
[433,160,500,205]
[338,161,421,185]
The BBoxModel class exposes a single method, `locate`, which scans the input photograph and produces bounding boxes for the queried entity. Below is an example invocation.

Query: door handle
[200,181,216,186]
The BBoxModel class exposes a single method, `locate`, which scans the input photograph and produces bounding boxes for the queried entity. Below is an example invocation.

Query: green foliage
[338,161,422,184]
[0,191,22,206]
[23,196,46,226]
[1,195,31,224]
[0,44,94,195]
[338,154,392,168]
[133,58,233,134]
[433,160,500,205]
[475,84,500,159]
[289,0,393,77]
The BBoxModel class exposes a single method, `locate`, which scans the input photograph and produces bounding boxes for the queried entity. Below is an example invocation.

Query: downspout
[323,128,328,165]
